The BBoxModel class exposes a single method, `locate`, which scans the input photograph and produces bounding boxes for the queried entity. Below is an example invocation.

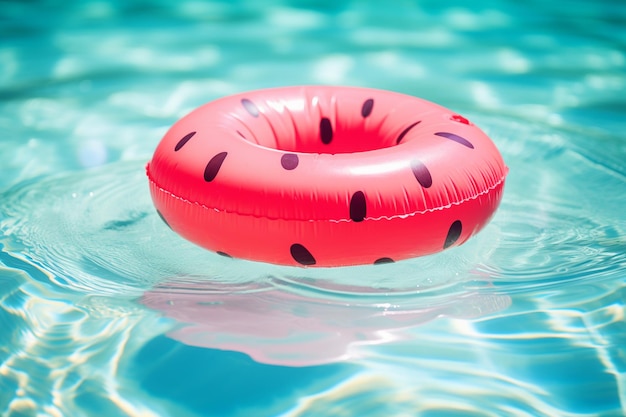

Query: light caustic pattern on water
[1,0,626,416]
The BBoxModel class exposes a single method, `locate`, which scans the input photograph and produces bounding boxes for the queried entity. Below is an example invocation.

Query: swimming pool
[1,0,625,416]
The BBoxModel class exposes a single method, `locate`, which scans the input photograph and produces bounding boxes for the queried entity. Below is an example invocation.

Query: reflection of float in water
[140,277,511,366]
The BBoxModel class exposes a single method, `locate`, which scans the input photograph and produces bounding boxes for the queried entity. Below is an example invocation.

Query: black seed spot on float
[204,152,228,182]
[156,210,171,229]
[350,191,367,222]
[290,244,316,266]
[374,257,394,265]
[320,117,333,144]
[411,159,432,188]
[281,153,299,170]
[175,131,196,151]
[435,132,474,149]
[217,251,232,258]
[396,121,421,144]
[361,98,374,117]
[241,98,259,117]
[236,130,246,139]
[444,220,463,249]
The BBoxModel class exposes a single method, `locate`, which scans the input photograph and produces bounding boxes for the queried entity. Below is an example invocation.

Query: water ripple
[0,160,504,297]
[0,112,624,302]
[0,159,514,365]
[1,114,623,371]
[469,116,626,293]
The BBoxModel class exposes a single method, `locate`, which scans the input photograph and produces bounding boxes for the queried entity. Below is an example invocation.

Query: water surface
[1,1,625,416]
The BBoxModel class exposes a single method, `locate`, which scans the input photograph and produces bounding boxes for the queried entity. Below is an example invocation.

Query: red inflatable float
[147,86,507,267]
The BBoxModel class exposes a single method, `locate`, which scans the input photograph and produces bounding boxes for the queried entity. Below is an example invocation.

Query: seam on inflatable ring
[146,167,506,223]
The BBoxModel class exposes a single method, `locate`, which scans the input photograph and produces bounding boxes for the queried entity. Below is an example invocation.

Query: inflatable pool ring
[147,86,507,267]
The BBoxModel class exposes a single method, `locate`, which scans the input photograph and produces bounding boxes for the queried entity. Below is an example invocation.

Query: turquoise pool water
[1,0,625,416]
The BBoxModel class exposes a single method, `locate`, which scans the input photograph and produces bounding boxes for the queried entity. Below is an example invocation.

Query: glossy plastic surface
[147,86,507,267]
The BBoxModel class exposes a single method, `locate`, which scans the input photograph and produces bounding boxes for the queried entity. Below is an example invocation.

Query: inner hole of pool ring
[234,97,407,154]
